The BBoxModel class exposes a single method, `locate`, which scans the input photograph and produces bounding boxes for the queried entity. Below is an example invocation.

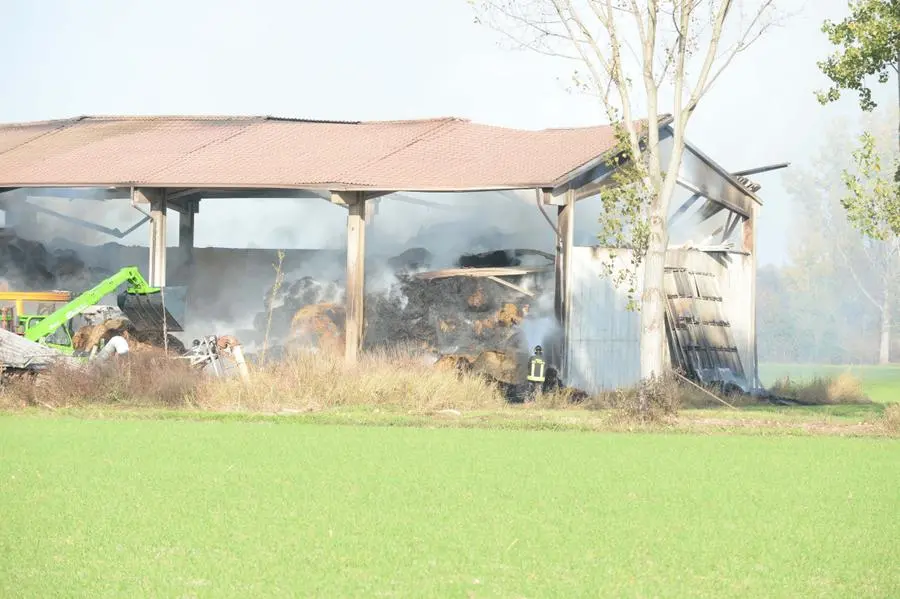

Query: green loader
[14,266,183,355]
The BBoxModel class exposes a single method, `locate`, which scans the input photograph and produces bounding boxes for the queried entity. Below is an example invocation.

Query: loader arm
[22,267,163,344]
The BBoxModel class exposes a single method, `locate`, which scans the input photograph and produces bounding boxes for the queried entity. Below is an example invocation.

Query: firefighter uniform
[526,345,546,402]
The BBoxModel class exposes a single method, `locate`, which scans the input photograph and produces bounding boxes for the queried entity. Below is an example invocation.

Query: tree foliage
[841,130,900,240]
[816,0,900,112]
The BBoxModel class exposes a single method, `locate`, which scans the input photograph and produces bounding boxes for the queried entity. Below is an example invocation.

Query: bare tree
[470,0,779,379]
[784,112,900,364]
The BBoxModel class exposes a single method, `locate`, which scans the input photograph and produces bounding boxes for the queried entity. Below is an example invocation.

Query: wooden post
[340,192,367,363]
[178,200,196,258]
[554,188,575,375]
[743,204,758,389]
[134,188,167,288]
[173,199,198,285]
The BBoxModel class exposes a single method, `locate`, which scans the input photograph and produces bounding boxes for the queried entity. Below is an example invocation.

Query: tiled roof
[0,115,654,191]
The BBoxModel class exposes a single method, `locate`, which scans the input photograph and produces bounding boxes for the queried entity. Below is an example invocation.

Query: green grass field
[1,415,898,598]
[760,363,900,403]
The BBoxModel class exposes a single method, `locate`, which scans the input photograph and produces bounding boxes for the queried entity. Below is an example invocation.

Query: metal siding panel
[566,247,641,393]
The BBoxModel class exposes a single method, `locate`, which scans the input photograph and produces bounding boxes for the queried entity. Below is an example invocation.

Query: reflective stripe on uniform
[527,357,546,382]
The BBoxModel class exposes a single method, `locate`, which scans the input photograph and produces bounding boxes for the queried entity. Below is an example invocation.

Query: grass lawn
[760,362,900,403]
[1,415,898,598]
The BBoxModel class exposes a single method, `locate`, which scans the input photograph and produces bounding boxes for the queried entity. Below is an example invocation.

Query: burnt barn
[0,114,774,393]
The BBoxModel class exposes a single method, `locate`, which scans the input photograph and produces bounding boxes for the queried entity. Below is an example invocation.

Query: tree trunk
[879,287,891,365]
[639,210,669,379]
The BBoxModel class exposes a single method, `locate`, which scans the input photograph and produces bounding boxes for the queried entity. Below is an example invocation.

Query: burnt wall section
[565,247,755,394]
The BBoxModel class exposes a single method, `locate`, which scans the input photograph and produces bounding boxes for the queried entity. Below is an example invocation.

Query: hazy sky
[0,0,891,265]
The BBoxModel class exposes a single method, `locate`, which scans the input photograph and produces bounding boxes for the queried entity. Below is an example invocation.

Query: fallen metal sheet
[0,328,63,370]
[663,266,747,390]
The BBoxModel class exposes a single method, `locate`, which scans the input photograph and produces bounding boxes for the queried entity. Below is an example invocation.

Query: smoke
[0,187,577,357]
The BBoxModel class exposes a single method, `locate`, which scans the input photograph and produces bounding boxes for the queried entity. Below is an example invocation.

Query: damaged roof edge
[548,114,676,191]
[680,135,763,206]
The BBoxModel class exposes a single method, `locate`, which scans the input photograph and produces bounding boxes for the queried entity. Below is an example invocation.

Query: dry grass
[769,373,871,405]
[1,351,201,409]
[194,346,505,413]
[883,404,900,435]
[0,345,506,413]
[533,386,585,409]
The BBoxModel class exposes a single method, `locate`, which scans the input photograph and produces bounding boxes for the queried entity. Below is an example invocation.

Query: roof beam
[731,162,790,177]
[676,178,749,219]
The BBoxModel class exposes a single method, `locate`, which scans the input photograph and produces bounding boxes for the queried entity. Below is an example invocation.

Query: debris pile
[72,317,186,354]
[242,248,562,400]
[252,251,552,359]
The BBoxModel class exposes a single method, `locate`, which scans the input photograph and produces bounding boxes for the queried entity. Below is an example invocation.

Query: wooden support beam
[134,188,167,287]
[365,197,380,226]
[179,200,196,256]
[541,187,569,207]
[341,191,367,363]
[743,203,759,389]
[415,266,551,280]
[573,176,617,201]
[486,276,535,298]
[554,188,575,372]
[331,191,351,207]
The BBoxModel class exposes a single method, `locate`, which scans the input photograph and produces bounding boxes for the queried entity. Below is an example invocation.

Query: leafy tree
[816,1,900,362]
[470,0,778,380]
[816,0,900,114]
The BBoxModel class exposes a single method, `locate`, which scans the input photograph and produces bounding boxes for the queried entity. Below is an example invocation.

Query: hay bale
[467,288,486,309]
[496,303,523,327]
[72,318,132,351]
[289,303,346,354]
[434,354,475,373]
[471,350,519,384]
[72,318,185,354]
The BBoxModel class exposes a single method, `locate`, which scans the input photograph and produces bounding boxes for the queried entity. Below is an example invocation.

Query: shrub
[769,373,869,405]
[600,373,681,424]
[3,350,201,409]
[883,404,900,435]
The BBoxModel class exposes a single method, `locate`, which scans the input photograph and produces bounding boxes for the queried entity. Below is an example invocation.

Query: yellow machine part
[0,291,72,317]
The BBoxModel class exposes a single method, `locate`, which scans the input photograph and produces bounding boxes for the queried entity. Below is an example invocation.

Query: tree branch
[696,1,778,101]
[837,239,883,311]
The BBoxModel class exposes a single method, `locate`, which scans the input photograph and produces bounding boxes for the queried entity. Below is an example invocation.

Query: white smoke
[0,187,585,354]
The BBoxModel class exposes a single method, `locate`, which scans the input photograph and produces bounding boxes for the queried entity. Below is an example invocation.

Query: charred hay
[73,318,186,354]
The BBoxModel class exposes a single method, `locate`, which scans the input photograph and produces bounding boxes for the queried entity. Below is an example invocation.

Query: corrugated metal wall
[565,247,755,393]
[565,247,642,391]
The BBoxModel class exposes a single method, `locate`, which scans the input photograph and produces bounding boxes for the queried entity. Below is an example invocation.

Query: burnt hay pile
[0,234,111,291]
[247,249,567,399]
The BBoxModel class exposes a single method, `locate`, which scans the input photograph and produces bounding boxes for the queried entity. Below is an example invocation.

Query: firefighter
[526,345,546,403]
